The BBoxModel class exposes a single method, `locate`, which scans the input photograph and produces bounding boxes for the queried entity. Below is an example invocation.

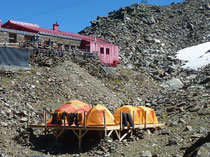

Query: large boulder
[161,78,184,91]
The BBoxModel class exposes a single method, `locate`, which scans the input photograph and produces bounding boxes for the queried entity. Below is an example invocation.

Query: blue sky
[0,0,183,33]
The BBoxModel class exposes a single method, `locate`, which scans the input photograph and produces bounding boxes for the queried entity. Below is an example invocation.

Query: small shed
[79,35,119,66]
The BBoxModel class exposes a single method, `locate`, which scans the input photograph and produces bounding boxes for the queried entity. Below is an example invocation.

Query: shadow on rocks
[183,132,210,157]
[15,128,106,155]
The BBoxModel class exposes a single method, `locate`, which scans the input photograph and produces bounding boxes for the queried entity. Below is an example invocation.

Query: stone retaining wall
[0,31,9,43]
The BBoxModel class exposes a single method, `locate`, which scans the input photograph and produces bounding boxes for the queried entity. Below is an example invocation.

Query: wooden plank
[28,123,165,130]
[135,123,165,129]
[28,124,120,130]
[114,130,120,141]
[79,130,82,149]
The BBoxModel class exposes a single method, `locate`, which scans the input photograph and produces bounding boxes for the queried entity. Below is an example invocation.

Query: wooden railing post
[104,111,107,137]
[144,111,147,129]
[64,113,66,128]
[120,111,122,131]
[133,111,135,128]
[44,110,47,135]
[84,111,86,129]
[27,110,30,128]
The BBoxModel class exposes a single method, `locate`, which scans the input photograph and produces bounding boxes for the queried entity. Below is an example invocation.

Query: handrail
[97,57,113,74]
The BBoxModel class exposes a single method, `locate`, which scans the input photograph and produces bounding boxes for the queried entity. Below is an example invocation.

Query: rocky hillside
[0,0,210,156]
[81,0,210,79]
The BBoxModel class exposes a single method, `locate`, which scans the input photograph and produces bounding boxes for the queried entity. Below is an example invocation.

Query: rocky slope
[0,0,210,156]
[81,0,210,79]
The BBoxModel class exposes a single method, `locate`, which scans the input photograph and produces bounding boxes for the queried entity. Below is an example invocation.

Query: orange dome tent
[54,100,91,113]
[86,105,116,126]
[113,105,142,125]
[48,100,92,125]
[137,106,158,124]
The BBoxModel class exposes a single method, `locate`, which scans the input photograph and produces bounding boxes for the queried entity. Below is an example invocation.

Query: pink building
[0,20,120,66]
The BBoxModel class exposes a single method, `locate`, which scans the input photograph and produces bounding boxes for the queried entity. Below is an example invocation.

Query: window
[71,46,75,50]
[106,48,110,55]
[100,47,104,54]
[86,44,90,52]
[9,33,17,43]
[25,35,34,43]
[65,45,69,51]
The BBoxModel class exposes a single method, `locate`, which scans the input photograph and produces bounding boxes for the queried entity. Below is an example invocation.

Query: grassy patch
[162,112,168,121]
[0,76,11,85]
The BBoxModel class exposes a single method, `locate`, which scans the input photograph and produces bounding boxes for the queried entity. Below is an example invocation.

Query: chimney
[53,22,59,31]
[0,20,1,28]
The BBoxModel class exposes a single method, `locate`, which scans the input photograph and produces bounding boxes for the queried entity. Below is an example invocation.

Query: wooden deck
[27,109,164,149]
[28,123,164,130]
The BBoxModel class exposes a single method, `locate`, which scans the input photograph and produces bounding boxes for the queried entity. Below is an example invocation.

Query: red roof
[2,20,113,45]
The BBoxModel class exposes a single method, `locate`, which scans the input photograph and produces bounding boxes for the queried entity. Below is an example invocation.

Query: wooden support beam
[114,130,120,141]
[27,110,30,128]
[108,130,113,137]
[56,129,65,139]
[52,131,57,138]
[120,130,131,142]
[80,130,88,138]
[72,129,79,138]
[43,107,51,115]
[72,129,88,149]
[78,130,82,149]
[44,110,47,135]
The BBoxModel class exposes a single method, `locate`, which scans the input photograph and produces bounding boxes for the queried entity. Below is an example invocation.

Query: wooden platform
[27,109,164,149]
[28,123,164,130]
[28,123,164,149]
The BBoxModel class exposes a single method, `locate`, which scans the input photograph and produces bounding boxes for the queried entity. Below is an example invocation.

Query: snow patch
[176,42,210,70]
